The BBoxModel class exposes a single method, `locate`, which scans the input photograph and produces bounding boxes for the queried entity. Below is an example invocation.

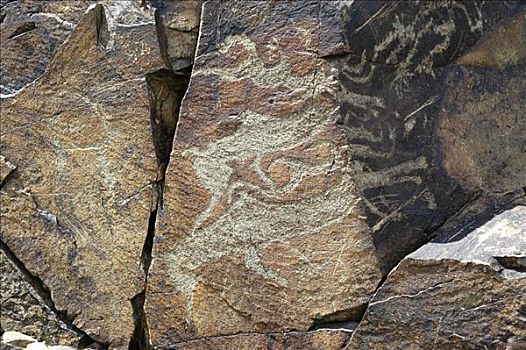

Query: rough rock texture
[1,155,16,186]
[0,251,82,345]
[169,330,352,350]
[0,0,92,96]
[0,330,89,350]
[347,206,526,350]
[0,330,351,350]
[1,1,525,349]
[1,1,200,347]
[146,1,382,345]
[338,0,525,271]
[146,0,525,347]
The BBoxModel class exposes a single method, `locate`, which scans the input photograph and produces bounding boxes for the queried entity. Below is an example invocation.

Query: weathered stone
[455,9,526,68]
[0,155,16,186]
[1,331,38,348]
[419,2,526,249]
[0,0,92,96]
[2,0,525,349]
[438,65,525,194]
[0,250,82,345]
[170,330,352,350]
[338,0,525,271]
[347,206,526,350]
[0,1,199,347]
[153,0,201,71]
[145,1,381,345]
[438,44,525,194]
[145,0,524,347]
[0,329,95,350]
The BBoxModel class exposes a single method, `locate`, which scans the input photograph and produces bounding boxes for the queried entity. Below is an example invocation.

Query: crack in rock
[0,240,106,350]
[6,21,36,39]
[493,256,526,273]
[129,30,193,350]
[0,155,16,188]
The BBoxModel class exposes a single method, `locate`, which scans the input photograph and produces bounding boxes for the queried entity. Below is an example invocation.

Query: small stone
[1,331,37,347]
[0,155,16,186]
[26,342,49,350]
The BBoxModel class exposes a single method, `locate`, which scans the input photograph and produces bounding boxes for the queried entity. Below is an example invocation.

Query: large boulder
[145,0,524,347]
[0,1,200,347]
[347,206,526,349]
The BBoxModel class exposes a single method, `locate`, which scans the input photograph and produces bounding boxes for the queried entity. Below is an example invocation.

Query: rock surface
[0,250,82,345]
[145,1,383,345]
[347,206,526,349]
[0,0,92,96]
[338,0,525,271]
[146,0,525,346]
[1,1,524,349]
[1,1,199,347]
[169,330,352,350]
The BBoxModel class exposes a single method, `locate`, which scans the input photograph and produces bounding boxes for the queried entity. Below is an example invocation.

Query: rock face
[145,0,524,347]
[348,206,526,350]
[145,1,383,345]
[1,1,200,347]
[169,330,352,350]
[0,0,92,96]
[0,250,82,345]
[338,0,525,270]
[1,1,525,350]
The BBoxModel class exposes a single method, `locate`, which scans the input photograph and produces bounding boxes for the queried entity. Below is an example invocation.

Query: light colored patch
[196,34,315,88]
[410,206,526,273]
[162,34,369,323]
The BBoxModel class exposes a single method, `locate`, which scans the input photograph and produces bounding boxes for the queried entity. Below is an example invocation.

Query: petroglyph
[146,1,523,343]
[161,33,362,322]
[338,0,520,268]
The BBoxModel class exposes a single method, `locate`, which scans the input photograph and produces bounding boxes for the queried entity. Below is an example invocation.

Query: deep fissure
[94,4,109,48]
[308,304,367,331]
[128,209,157,350]
[0,239,106,349]
[127,5,197,347]
[493,256,526,273]
[128,64,192,350]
